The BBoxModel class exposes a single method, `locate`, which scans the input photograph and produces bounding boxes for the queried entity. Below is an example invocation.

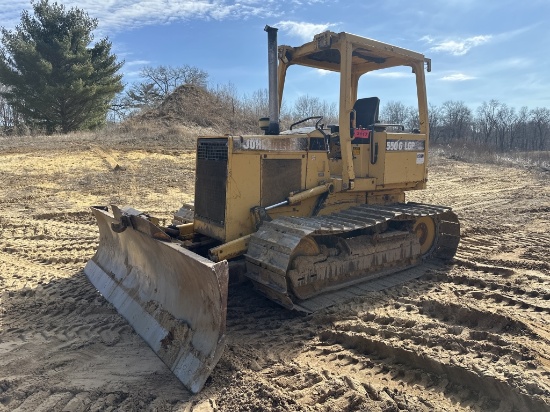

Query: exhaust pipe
[264,25,280,135]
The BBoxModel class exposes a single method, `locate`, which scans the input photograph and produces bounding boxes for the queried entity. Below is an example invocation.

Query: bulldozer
[84,27,460,393]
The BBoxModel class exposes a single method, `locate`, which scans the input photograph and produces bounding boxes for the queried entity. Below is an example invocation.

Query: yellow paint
[190,31,433,253]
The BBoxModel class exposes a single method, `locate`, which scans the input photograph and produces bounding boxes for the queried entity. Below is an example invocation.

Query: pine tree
[0,0,123,133]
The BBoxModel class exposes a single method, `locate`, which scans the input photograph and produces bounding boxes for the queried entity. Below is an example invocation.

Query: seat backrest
[353,97,380,128]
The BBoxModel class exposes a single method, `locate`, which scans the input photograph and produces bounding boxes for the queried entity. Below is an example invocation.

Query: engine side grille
[197,139,228,161]
[195,139,228,225]
[261,159,302,207]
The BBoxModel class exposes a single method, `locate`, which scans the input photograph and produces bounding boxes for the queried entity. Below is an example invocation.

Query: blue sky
[2,0,550,111]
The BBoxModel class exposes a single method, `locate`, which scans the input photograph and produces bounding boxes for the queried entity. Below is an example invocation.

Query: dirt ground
[0,133,549,412]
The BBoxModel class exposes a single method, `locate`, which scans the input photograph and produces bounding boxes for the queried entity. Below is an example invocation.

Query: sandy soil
[0,135,549,411]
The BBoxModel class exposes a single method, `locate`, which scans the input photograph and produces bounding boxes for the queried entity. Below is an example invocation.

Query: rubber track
[245,202,460,312]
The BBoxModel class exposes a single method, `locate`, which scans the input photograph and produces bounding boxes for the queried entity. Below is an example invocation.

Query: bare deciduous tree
[441,100,472,141]
[476,100,500,145]
[292,94,337,125]
[120,65,209,116]
[0,83,22,133]
[428,103,443,142]
[140,65,208,98]
[530,107,550,151]
[494,104,516,150]
[380,101,407,124]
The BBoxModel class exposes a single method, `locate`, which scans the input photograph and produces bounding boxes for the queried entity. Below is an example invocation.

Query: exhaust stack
[264,25,280,135]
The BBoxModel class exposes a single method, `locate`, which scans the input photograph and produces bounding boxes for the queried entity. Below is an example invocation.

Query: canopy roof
[279,31,431,75]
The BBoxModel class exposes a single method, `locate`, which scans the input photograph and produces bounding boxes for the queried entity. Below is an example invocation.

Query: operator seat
[353,97,380,128]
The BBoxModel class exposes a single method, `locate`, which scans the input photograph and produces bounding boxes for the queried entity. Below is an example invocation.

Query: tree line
[1,1,549,153]
[381,100,550,152]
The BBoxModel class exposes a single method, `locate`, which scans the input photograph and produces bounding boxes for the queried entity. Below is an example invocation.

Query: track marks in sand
[458,232,550,274]
[2,270,131,346]
[215,226,550,412]
[308,280,549,411]
[219,272,550,411]
[0,388,186,412]
[0,182,190,411]
[0,271,186,411]
[0,212,97,271]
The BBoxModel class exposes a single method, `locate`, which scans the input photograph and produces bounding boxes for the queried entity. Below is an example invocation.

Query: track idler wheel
[413,216,436,255]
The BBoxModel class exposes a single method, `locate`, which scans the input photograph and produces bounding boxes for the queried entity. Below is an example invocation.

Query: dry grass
[3,126,550,176]
[0,122,219,154]
[431,142,550,172]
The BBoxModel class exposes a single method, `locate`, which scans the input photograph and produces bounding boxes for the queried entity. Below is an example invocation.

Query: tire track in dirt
[1,202,188,411]
[312,275,550,411]
[215,268,533,410]
[216,260,550,411]
[0,211,98,279]
[1,271,188,411]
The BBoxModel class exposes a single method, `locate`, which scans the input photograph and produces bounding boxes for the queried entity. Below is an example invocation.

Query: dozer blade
[84,206,228,393]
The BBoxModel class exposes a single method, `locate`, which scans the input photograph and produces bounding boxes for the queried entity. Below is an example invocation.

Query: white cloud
[0,2,338,40]
[440,73,476,81]
[419,35,434,43]
[0,1,281,33]
[276,20,337,41]
[424,35,492,56]
[122,70,142,78]
[370,71,413,79]
[289,0,328,5]
[125,60,151,66]
[315,68,335,76]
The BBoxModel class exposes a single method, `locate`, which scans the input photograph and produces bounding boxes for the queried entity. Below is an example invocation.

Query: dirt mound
[136,85,217,127]
[85,85,233,151]
[128,84,259,136]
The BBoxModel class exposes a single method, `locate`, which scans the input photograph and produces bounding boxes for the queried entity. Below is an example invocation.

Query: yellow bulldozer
[85,27,459,393]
